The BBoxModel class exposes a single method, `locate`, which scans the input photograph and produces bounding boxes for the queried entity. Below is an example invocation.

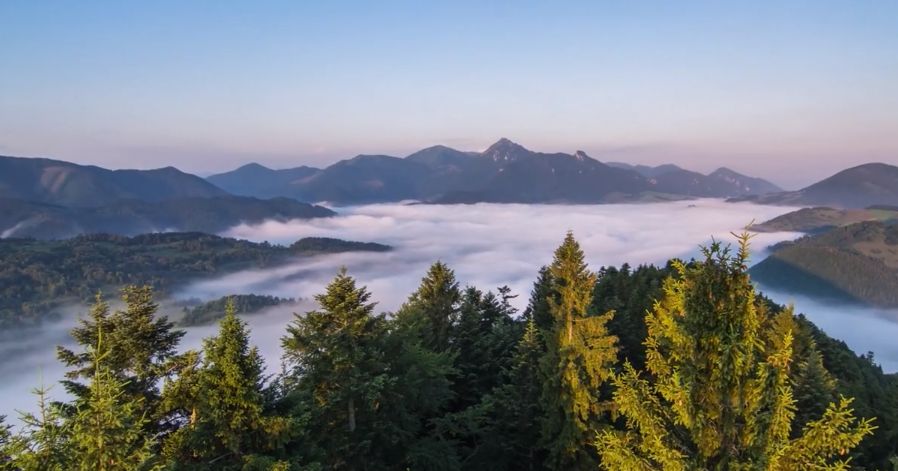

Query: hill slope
[752,206,898,233]
[750,221,898,307]
[0,232,390,327]
[734,163,898,208]
[0,155,227,207]
[0,196,335,239]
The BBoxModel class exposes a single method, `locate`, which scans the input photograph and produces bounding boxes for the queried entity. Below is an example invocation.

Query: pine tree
[4,385,72,470]
[791,341,838,434]
[540,231,618,470]
[525,266,554,335]
[163,299,289,469]
[67,323,157,471]
[451,287,518,411]
[479,317,546,470]
[0,415,10,467]
[597,234,875,470]
[396,261,461,352]
[57,286,184,429]
[282,268,398,469]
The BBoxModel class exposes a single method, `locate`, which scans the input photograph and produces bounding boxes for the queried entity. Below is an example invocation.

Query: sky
[1,1,897,188]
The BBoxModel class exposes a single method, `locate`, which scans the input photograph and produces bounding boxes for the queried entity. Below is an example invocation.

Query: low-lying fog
[5,200,898,425]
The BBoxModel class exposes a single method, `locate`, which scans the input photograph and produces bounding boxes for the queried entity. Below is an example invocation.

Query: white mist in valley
[6,200,898,425]
[209,200,803,313]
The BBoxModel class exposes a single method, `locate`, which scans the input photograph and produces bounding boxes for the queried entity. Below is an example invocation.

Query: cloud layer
[7,199,898,425]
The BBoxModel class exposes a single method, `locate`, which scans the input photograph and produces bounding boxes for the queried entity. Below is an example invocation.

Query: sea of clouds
[5,200,898,425]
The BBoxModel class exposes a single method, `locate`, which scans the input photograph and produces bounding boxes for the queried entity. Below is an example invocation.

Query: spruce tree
[525,266,554,335]
[791,341,838,434]
[4,386,72,470]
[597,235,875,470]
[282,268,398,469]
[396,261,461,352]
[163,299,289,469]
[57,286,184,428]
[479,317,546,470]
[540,231,618,470]
[67,323,157,471]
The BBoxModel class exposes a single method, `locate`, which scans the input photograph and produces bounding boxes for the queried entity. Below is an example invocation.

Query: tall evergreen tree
[163,299,289,470]
[539,232,618,470]
[396,262,461,352]
[57,286,184,428]
[67,323,157,471]
[282,268,399,469]
[597,235,875,470]
[477,317,546,470]
[525,266,554,335]
[4,386,72,471]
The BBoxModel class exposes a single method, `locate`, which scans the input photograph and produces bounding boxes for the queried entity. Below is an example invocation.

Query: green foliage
[0,233,390,327]
[57,286,184,431]
[66,324,158,470]
[163,299,290,469]
[475,317,546,470]
[596,235,875,470]
[282,268,461,469]
[3,232,895,470]
[396,261,461,352]
[594,262,672,370]
[4,386,72,470]
[750,221,898,307]
[179,294,295,327]
[540,232,618,470]
[282,269,398,469]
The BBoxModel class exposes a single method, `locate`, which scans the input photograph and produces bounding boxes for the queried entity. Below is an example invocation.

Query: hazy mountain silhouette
[209,139,782,204]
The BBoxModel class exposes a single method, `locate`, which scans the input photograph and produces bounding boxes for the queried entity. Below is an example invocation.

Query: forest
[1,232,894,470]
[0,233,389,328]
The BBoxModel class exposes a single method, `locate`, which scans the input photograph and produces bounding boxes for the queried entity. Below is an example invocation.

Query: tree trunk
[348,397,356,432]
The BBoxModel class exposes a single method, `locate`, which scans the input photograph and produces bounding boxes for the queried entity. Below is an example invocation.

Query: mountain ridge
[208,139,783,204]
[732,162,898,208]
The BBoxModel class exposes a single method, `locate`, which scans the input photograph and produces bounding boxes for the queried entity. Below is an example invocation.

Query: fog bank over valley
[6,199,898,425]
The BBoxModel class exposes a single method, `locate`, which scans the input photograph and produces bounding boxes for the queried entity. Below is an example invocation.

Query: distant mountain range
[0,196,334,239]
[751,220,898,307]
[3,143,896,240]
[0,155,226,207]
[208,138,782,204]
[732,163,898,208]
[607,163,782,197]
[0,155,333,239]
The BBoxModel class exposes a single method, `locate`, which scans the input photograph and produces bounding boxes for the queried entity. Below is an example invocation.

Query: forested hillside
[751,220,898,307]
[0,233,389,327]
[2,233,893,470]
[0,196,334,239]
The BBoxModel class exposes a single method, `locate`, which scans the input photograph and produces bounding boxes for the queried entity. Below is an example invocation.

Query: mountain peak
[573,150,590,161]
[482,138,531,162]
[237,162,273,172]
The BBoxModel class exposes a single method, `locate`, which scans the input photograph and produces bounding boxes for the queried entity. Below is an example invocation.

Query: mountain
[733,163,898,208]
[0,196,334,239]
[751,206,898,233]
[608,162,783,197]
[0,155,227,207]
[750,220,898,307]
[435,140,652,203]
[208,139,780,205]
[206,163,320,198]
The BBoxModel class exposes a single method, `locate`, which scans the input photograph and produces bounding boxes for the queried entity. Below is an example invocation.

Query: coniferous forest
[2,232,895,471]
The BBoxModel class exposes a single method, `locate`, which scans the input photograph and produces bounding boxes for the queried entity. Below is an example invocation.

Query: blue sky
[1,1,896,187]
